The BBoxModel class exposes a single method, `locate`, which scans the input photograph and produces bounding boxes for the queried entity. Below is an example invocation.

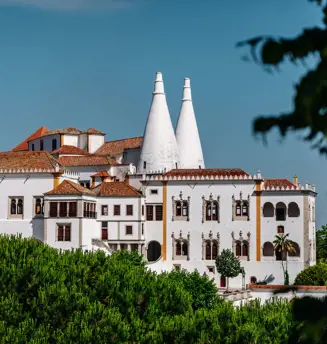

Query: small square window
[101,205,108,216]
[126,225,133,235]
[57,224,71,241]
[126,205,133,216]
[207,266,215,274]
[150,189,158,195]
[114,205,121,216]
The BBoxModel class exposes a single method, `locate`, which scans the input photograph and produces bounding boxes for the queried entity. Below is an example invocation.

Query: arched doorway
[147,241,161,262]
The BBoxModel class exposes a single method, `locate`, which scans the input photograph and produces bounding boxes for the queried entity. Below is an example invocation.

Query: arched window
[288,202,300,217]
[242,202,248,216]
[242,241,248,257]
[182,240,188,256]
[236,202,242,216]
[276,202,286,221]
[35,198,43,215]
[182,201,188,217]
[275,248,287,261]
[289,242,300,257]
[212,241,218,260]
[235,241,241,257]
[250,276,257,284]
[17,199,23,215]
[206,201,218,221]
[147,241,161,262]
[10,199,16,215]
[205,241,211,260]
[263,202,274,217]
[176,201,182,216]
[176,242,181,256]
[263,242,274,256]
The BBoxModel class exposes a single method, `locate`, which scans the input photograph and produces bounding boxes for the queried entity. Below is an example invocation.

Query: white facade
[0,71,318,289]
[175,78,205,169]
[137,72,180,174]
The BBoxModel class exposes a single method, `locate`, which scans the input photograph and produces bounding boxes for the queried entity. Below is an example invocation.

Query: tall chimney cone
[137,72,180,174]
[176,77,205,169]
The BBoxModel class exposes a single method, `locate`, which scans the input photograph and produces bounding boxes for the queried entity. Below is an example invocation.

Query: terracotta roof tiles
[91,171,110,177]
[51,145,89,156]
[93,182,142,197]
[45,180,96,196]
[264,179,297,190]
[0,151,60,171]
[12,126,50,151]
[96,137,143,156]
[57,155,118,167]
[87,128,105,135]
[163,168,249,178]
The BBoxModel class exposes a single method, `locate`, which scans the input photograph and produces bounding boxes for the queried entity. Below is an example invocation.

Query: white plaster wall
[46,218,80,250]
[81,218,99,249]
[97,196,144,241]
[88,135,104,154]
[110,165,132,181]
[67,166,110,183]
[28,135,60,152]
[62,135,78,147]
[0,174,53,241]
[143,179,307,287]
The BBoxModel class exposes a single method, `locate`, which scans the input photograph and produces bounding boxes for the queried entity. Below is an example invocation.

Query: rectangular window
[59,202,67,217]
[40,139,44,151]
[49,202,58,217]
[126,205,133,216]
[155,205,163,221]
[146,205,153,221]
[69,202,77,217]
[114,205,121,216]
[125,225,133,235]
[142,205,144,216]
[150,189,158,195]
[143,161,146,169]
[31,144,35,151]
[57,224,71,241]
[52,139,57,151]
[101,205,108,216]
[101,221,108,240]
[34,197,44,216]
[141,223,144,235]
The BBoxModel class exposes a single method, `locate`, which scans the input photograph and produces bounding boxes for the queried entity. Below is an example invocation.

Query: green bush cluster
[294,263,327,286]
[0,235,315,343]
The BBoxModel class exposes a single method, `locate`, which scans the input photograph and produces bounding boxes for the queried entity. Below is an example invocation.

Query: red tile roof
[42,127,84,137]
[163,168,250,178]
[264,179,297,190]
[91,171,110,177]
[12,126,50,151]
[96,137,143,156]
[45,180,96,196]
[51,145,89,156]
[0,151,60,171]
[57,155,118,167]
[87,128,105,135]
[93,182,142,197]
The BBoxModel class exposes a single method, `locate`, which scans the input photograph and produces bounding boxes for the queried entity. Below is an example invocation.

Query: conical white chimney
[176,78,205,169]
[137,72,180,174]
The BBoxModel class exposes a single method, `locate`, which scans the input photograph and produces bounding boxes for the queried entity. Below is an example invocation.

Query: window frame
[8,197,24,219]
[125,225,133,235]
[126,204,133,216]
[101,205,108,216]
[56,223,71,242]
[113,204,121,216]
[33,196,44,217]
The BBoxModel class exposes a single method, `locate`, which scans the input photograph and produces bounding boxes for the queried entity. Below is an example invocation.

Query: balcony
[83,211,97,219]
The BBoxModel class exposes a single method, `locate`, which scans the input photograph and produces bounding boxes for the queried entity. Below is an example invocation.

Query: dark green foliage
[1,234,326,343]
[294,263,327,285]
[215,249,241,290]
[255,274,275,285]
[316,225,327,261]
[238,0,327,154]
[163,269,220,310]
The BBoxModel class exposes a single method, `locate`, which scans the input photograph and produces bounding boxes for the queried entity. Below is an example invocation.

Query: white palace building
[0,72,317,287]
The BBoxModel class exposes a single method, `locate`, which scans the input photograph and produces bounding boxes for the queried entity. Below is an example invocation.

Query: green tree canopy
[316,225,327,261]
[238,0,327,154]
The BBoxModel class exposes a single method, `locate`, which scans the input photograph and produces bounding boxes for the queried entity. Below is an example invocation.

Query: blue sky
[0,0,325,226]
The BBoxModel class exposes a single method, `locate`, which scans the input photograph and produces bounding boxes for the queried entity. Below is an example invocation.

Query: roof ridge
[104,136,143,144]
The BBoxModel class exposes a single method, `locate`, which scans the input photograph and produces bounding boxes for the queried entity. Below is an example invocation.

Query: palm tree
[273,233,296,285]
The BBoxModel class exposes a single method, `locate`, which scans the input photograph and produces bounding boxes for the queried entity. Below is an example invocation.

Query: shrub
[294,263,327,286]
